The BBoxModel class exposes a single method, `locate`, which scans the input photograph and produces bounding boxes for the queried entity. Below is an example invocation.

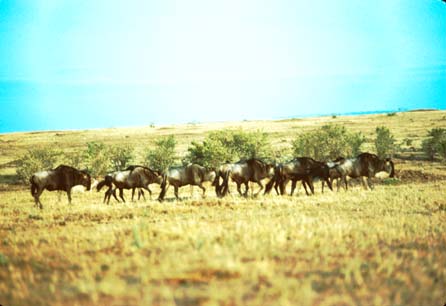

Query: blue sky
[0,0,445,133]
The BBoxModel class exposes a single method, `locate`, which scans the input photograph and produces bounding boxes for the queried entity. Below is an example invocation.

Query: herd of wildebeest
[28,151,395,209]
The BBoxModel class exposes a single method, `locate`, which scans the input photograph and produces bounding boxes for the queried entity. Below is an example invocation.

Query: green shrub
[84,142,112,177]
[184,138,232,169]
[374,126,396,158]
[16,147,61,184]
[292,124,365,161]
[422,128,446,161]
[63,151,85,169]
[109,145,134,171]
[184,129,273,168]
[382,177,400,185]
[145,135,177,171]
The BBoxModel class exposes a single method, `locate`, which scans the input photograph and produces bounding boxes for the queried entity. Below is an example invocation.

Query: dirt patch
[396,169,446,183]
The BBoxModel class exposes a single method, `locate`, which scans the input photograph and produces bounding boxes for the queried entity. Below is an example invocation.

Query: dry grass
[0,110,445,306]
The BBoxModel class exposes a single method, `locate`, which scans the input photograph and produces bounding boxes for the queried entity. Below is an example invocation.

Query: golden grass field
[0,110,445,306]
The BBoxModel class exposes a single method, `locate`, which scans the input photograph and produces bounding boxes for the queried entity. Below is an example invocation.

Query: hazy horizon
[1,1,445,133]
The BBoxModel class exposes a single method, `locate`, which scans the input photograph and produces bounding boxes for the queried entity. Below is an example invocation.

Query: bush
[184,129,273,168]
[422,128,446,161]
[184,138,232,169]
[230,129,272,160]
[16,147,61,184]
[145,135,177,171]
[109,145,134,171]
[292,124,365,161]
[84,142,112,177]
[374,126,396,158]
[63,150,85,169]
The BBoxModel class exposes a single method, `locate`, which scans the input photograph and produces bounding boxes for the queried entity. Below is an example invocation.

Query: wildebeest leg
[342,175,348,191]
[367,175,374,190]
[138,189,147,201]
[264,177,275,195]
[274,180,280,195]
[67,189,72,204]
[131,188,136,201]
[119,188,125,202]
[303,178,314,195]
[302,181,310,196]
[308,179,315,195]
[147,187,152,200]
[236,183,243,196]
[198,183,206,198]
[290,180,297,196]
[34,187,44,209]
[174,185,180,200]
[243,182,249,197]
[104,189,110,204]
[279,178,288,196]
[254,181,263,196]
[324,178,333,192]
[158,184,169,201]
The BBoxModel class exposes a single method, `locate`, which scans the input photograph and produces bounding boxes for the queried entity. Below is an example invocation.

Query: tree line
[16,124,446,183]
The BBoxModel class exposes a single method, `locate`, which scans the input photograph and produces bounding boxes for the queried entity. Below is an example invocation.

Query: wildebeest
[215,158,275,197]
[321,157,345,192]
[158,164,216,200]
[265,157,333,196]
[336,152,395,190]
[30,165,91,209]
[97,165,165,204]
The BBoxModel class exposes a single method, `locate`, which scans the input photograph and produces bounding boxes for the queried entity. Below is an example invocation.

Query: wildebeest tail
[97,175,112,191]
[388,159,395,178]
[220,171,231,197]
[265,164,281,194]
[30,175,37,196]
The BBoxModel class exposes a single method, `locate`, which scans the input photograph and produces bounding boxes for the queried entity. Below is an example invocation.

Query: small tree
[184,138,232,169]
[374,126,396,158]
[292,124,365,161]
[16,147,61,184]
[230,129,272,160]
[109,145,134,171]
[184,129,273,168]
[63,150,85,169]
[438,138,446,161]
[145,135,177,171]
[348,132,366,156]
[84,142,111,177]
[422,128,446,161]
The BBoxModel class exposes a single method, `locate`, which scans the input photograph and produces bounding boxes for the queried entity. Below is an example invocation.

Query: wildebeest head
[80,170,92,191]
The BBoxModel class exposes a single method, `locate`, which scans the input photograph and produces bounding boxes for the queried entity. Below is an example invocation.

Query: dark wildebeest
[265,157,333,196]
[30,165,91,209]
[158,164,216,200]
[321,157,346,192]
[216,158,275,197]
[336,152,395,190]
[97,165,165,204]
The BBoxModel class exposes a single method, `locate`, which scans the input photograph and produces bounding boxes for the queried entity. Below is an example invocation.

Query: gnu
[30,165,91,209]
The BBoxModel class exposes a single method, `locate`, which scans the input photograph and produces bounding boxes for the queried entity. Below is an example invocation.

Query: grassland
[0,110,445,306]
